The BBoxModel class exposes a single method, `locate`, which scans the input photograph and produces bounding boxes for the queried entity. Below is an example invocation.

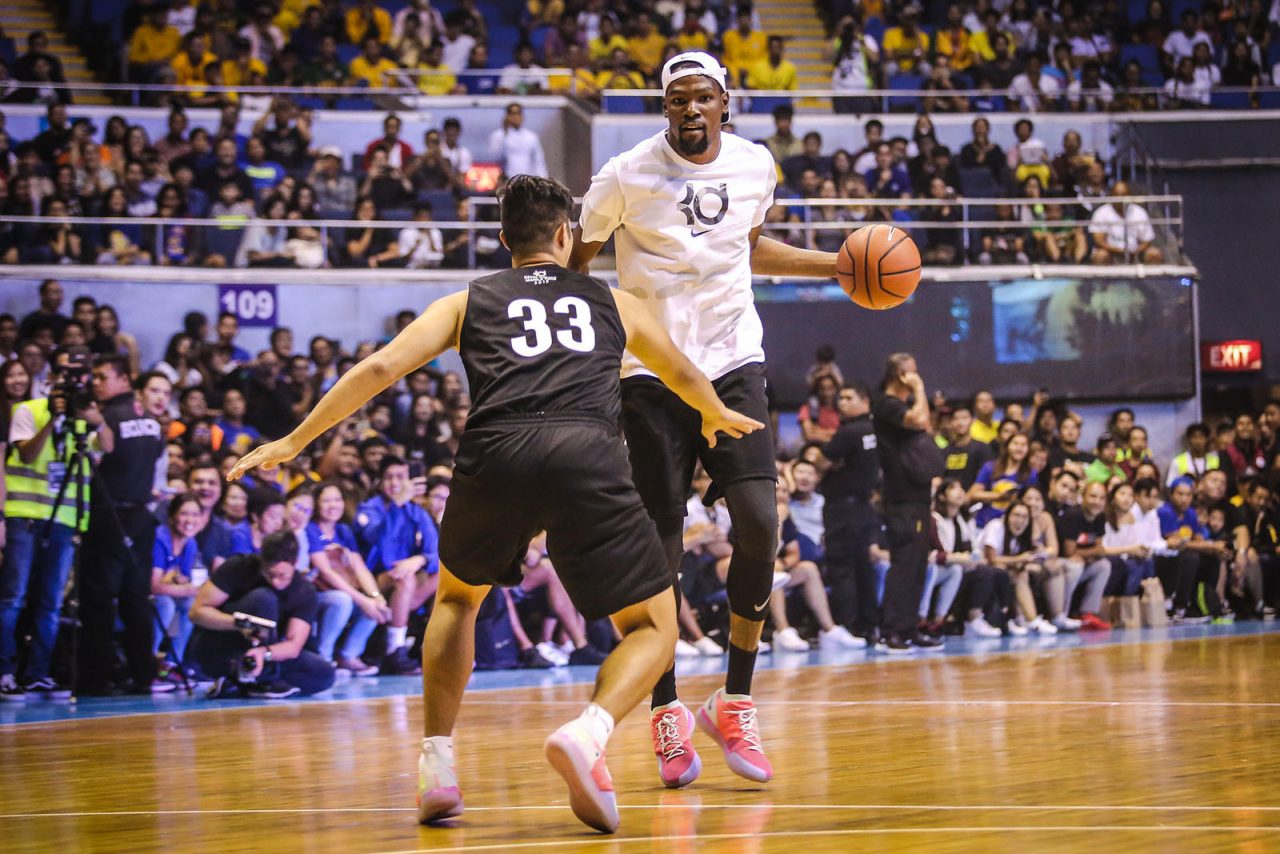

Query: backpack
[472,589,519,671]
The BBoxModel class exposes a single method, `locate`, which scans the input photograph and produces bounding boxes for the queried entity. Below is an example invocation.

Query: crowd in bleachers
[0,281,1276,699]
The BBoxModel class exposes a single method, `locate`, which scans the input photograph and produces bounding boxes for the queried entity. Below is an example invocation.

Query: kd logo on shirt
[677,182,729,236]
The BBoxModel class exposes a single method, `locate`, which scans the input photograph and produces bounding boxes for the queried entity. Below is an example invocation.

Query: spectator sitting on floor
[188,531,335,698]
[977,499,1059,635]
[929,479,981,632]
[151,492,204,674]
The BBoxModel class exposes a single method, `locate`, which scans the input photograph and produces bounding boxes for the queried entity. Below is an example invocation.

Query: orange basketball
[835,224,922,311]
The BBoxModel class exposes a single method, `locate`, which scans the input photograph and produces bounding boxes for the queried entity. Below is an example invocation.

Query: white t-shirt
[487,126,547,178]
[685,494,731,537]
[579,130,777,380]
[977,517,1031,556]
[441,33,476,73]
[1089,203,1156,253]
[1067,79,1115,108]
[789,493,825,545]
[1008,73,1062,111]
[397,225,444,268]
[1164,76,1211,105]
[1162,30,1212,62]
[442,141,473,175]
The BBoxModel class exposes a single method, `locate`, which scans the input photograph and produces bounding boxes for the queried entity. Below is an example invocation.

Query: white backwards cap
[660,51,729,92]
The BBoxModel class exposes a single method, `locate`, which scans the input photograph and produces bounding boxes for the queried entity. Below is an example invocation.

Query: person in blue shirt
[308,481,390,674]
[240,136,287,200]
[863,141,913,199]
[229,489,287,555]
[968,433,1037,529]
[152,493,205,664]
[216,388,263,455]
[1157,477,1228,622]
[355,455,438,675]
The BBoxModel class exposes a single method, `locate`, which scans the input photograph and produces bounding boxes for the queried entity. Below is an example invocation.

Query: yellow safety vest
[4,399,91,531]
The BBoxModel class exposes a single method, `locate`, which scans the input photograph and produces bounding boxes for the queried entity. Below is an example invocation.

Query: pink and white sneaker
[417,738,464,824]
[544,720,620,833]
[695,688,773,783]
[650,701,702,788]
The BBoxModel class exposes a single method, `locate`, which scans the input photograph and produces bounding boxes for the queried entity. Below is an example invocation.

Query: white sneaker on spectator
[966,616,1002,638]
[1028,616,1058,635]
[675,639,701,658]
[757,640,771,654]
[1052,615,1082,632]
[693,637,724,656]
[773,627,809,652]
[1006,620,1029,637]
[771,572,789,592]
[819,625,867,649]
[536,641,569,667]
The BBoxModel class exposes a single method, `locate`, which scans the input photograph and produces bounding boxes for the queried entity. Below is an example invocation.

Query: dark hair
[772,103,794,120]
[1108,407,1134,427]
[286,482,316,502]
[843,380,871,401]
[1132,477,1159,496]
[162,332,191,368]
[178,386,205,405]
[1001,499,1035,554]
[167,491,204,523]
[358,436,388,454]
[379,453,408,475]
[269,326,292,347]
[260,530,300,566]
[248,487,286,521]
[1105,481,1134,529]
[933,477,968,517]
[443,116,460,130]
[94,353,132,380]
[880,352,915,390]
[134,369,170,391]
[497,175,574,256]
[72,295,97,311]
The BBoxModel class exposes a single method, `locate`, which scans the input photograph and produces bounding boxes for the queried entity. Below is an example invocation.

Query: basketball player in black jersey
[229,175,763,835]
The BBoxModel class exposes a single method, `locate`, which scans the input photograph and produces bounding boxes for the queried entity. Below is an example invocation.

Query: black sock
[725,643,758,696]
[651,666,678,709]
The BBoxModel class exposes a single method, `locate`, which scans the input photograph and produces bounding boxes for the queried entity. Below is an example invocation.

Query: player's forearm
[282,358,401,453]
[750,235,837,278]
[655,354,732,424]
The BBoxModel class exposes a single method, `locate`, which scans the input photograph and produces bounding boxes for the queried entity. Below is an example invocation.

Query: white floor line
[7,803,1280,819]
[752,699,1280,708]
[375,826,1280,854]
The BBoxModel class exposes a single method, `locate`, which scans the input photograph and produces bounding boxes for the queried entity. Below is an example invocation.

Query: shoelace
[653,712,687,761]
[728,705,764,753]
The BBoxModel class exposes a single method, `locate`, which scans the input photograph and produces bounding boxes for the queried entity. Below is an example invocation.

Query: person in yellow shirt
[171,33,218,88]
[675,16,710,52]
[934,5,977,71]
[594,48,646,91]
[416,41,462,94]
[588,16,629,68]
[346,0,393,45]
[526,0,564,28]
[547,43,598,96]
[968,8,1015,62]
[272,0,316,38]
[222,39,269,88]
[625,12,667,77]
[745,36,798,90]
[128,7,182,79]
[350,36,402,88]
[882,5,930,74]
[722,9,767,85]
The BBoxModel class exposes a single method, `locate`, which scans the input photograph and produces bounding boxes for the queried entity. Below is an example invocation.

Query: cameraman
[0,348,102,700]
[78,354,168,695]
[187,530,335,699]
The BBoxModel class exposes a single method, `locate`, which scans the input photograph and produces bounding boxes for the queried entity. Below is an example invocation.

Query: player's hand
[700,407,765,449]
[227,438,301,481]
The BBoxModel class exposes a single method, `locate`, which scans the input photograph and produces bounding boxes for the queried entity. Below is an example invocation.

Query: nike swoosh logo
[753,599,769,613]
[495,639,511,648]
[691,229,713,237]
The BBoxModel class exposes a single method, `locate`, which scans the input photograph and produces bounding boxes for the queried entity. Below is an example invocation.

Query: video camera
[233,612,279,682]
[52,345,94,414]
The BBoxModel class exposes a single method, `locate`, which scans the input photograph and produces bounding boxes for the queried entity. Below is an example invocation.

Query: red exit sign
[1202,340,1262,372]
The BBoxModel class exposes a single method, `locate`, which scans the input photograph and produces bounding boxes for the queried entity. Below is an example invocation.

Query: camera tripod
[48,414,194,699]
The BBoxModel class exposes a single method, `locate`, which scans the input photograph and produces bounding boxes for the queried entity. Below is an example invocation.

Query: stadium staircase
[0,0,107,104]
[755,0,831,110]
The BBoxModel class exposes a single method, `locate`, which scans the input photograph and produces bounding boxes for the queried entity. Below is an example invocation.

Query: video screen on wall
[757,276,1197,408]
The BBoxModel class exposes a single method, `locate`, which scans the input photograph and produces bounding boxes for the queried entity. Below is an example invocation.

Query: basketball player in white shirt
[570,52,845,788]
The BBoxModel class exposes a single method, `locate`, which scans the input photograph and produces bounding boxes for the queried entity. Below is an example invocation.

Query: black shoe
[245,680,300,699]
[875,634,915,655]
[381,646,423,676]
[567,645,608,666]
[910,633,945,651]
[520,647,555,669]
[0,673,26,702]
[22,677,72,699]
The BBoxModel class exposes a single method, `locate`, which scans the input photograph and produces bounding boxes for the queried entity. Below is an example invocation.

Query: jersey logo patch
[677,182,729,236]
[524,269,556,286]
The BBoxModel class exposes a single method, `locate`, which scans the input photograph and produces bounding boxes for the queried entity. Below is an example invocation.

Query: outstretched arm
[749,224,839,278]
[228,291,468,479]
[612,290,764,448]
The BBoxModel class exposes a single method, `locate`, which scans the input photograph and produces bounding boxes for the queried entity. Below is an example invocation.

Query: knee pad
[724,480,779,564]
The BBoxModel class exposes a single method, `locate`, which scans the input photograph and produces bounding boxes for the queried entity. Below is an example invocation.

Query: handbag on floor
[1100,595,1142,629]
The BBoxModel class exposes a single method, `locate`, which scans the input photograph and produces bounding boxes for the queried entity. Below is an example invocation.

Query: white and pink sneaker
[416,737,463,824]
[650,700,702,788]
[695,688,773,783]
[544,719,620,833]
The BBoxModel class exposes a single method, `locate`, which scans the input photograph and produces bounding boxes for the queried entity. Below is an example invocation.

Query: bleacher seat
[205,227,245,264]
[1141,69,1165,87]
[887,74,924,112]
[0,38,14,66]
[336,44,361,66]
[335,97,376,111]
[602,94,648,113]
[956,165,1001,200]
[1210,91,1252,109]
[1259,91,1280,109]
[293,96,328,111]
[748,96,793,114]
[417,190,459,215]
[864,18,886,45]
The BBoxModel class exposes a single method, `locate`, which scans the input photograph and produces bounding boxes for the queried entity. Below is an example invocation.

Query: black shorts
[438,417,671,621]
[621,361,777,523]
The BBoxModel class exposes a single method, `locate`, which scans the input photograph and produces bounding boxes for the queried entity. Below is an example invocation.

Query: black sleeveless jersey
[459,263,627,429]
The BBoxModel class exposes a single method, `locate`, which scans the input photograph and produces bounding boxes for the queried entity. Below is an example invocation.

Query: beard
[673,129,710,156]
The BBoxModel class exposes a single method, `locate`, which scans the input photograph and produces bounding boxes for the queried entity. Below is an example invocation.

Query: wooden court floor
[3,632,1280,853]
